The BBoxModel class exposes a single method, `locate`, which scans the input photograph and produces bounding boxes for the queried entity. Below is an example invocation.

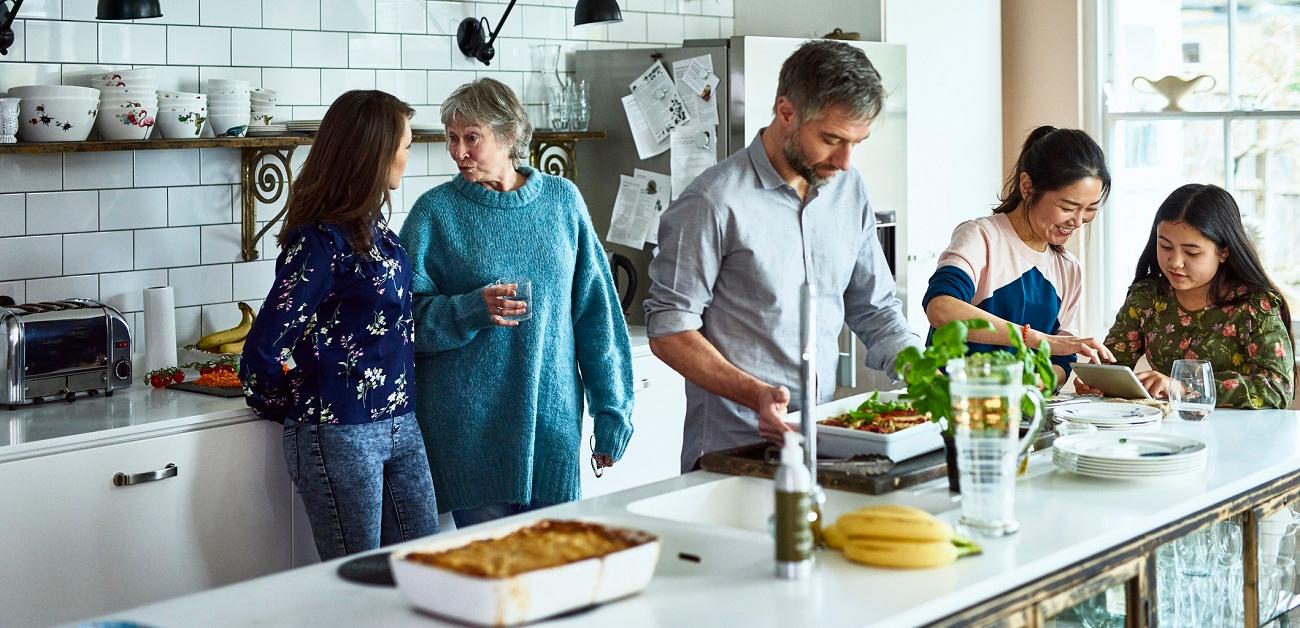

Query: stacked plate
[1053,432,1207,479]
[412,123,442,135]
[285,120,322,134]
[247,123,287,136]
[1053,402,1163,433]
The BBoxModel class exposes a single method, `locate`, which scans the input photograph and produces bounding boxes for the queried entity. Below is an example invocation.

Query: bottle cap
[780,431,804,465]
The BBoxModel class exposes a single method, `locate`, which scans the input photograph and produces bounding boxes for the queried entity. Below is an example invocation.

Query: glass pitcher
[947,357,1045,537]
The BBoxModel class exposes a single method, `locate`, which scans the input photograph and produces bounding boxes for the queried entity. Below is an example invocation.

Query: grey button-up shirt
[645,131,923,472]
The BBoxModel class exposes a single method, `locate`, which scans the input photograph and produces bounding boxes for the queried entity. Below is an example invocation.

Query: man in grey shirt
[645,40,923,472]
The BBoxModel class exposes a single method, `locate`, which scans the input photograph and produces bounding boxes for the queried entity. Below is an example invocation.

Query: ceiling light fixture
[457,0,622,67]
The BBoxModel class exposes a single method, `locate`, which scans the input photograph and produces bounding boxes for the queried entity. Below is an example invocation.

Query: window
[1099,0,1300,328]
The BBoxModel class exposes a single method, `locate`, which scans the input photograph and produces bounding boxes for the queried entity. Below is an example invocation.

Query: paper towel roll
[143,286,178,373]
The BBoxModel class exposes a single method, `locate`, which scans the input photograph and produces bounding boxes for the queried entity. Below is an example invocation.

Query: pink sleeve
[934,220,990,285]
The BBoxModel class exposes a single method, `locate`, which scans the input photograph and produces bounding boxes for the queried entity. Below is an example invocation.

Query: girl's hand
[1136,370,1172,399]
[1073,379,1105,396]
[482,283,526,327]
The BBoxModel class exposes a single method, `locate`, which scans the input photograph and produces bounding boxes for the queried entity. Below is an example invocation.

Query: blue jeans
[283,412,439,561]
[452,501,552,529]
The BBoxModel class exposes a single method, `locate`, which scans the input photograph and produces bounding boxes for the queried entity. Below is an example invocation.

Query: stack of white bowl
[208,79,251,137]
[7,85,101,142]
[157,91,208,139]
[250,88,277,125]
[91,69,158,140]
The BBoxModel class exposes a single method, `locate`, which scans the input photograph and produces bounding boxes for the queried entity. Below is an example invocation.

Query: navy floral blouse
[240,222,415,425]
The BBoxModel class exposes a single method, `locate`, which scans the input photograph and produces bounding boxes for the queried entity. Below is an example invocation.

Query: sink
[625,476,959,534]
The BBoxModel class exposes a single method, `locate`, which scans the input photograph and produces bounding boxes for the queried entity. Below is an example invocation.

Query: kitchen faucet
[799,281,826,542]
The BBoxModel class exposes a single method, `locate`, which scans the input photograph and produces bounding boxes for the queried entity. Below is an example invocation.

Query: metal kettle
[604,249,638,313]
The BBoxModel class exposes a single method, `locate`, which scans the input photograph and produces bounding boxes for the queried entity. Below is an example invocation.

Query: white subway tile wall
[1,0,732,347]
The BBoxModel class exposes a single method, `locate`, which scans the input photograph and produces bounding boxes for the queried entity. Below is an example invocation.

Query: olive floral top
[1104,278,1295,409]
[240,222,415,424]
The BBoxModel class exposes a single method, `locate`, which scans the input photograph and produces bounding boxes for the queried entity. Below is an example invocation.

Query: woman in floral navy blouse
[240,90,439,559]
[1081,184,1294,408]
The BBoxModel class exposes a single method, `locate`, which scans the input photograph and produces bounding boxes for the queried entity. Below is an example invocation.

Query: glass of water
[494,278,532,322]
[1169,359,1215,421]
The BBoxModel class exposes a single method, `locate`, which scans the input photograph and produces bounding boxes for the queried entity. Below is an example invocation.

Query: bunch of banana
[195,302,256,354]
[822,504,981,569]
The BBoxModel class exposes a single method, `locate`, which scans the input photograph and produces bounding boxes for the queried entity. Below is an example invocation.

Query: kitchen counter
[0,326,653,465]
[87,407,1300,627]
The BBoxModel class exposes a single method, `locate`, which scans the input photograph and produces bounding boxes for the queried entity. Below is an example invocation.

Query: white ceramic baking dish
[785,390,943,462]
[390,518,661,626]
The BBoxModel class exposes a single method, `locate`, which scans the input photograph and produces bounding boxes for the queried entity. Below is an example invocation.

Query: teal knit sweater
[400,167,635,513]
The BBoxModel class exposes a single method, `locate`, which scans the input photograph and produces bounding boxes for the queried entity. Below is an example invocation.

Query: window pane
[1235,1,1300,109]
[1231,118,1300,307]
[1110,2,1229,112]
[1102,120,1225,318]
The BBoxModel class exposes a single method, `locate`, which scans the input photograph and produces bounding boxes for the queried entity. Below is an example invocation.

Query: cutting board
[167,381,244,398]
[698,427,1057,495]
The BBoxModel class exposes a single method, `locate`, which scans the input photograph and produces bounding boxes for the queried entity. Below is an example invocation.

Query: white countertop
[1,326,652,464]
[88,407,1300,628]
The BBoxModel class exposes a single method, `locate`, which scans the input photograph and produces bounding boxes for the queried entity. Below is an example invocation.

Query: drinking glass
[548,82,570,131]
[947,358,1046,537]
[0,97,18,144]
[568,78,590,131]
[494,278,532,322]
[1170,359,1216,421]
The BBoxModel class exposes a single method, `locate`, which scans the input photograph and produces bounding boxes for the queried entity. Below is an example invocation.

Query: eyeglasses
[589,434,604,479]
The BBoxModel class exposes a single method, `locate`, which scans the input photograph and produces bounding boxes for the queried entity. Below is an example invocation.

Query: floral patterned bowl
[17,98,99,142]
[158,108,207,139]
[94,100,156,140]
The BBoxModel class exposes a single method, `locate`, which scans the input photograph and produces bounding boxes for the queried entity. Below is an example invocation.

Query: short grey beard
[783,130,833,189]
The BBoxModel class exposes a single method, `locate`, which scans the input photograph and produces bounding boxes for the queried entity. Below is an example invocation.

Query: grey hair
[774,40,885,123]
[440,78,534,161]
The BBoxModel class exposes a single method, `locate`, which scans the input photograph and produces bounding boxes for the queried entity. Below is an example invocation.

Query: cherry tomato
[150,375,166,388]
[172,371,185,383]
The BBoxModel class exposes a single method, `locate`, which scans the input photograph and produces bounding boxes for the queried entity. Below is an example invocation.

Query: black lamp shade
[97,0,163,20]
[574,0,621,26]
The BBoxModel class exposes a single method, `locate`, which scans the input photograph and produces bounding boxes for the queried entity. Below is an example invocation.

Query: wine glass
[1169,359,1215,421]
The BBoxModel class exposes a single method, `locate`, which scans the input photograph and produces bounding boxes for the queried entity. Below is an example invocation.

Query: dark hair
[995,126,1111,253]
[775,40,884,122]
[278,90,414,254]
[1133,183,1292,338]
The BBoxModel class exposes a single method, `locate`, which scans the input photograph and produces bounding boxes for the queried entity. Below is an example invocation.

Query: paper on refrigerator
[672,56,720,127]
[629,61,690,143]
[670,122,717,200]
[633,168,670,246]
[606,174,659,249]
[621,94,669,160]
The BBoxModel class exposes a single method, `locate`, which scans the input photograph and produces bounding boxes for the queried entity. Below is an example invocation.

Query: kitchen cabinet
[0,419,293,627]
[581,352,686,498]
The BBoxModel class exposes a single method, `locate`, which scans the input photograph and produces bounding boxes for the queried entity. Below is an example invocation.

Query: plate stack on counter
[1053,402,1164,433]
[1053,432,1208,479]
[285,120,322,134]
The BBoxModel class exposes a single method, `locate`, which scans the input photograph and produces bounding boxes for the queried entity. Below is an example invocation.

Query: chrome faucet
[799,281,826,539]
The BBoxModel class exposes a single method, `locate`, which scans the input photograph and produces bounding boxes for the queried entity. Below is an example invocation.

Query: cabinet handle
[113,463,178,487]
[634,378,651,391]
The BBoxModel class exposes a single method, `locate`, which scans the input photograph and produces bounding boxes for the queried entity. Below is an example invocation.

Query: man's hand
[755,384,793,445]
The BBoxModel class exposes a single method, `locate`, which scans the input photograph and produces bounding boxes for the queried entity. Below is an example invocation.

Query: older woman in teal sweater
[400,78,634,528]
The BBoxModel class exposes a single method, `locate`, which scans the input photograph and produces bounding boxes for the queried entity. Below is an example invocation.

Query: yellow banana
[843,539,959,569]
[196,302,256,351]
[849,504,936,519]
[836,510,954,543]
[823,522,846,551]
[216,339,245,354]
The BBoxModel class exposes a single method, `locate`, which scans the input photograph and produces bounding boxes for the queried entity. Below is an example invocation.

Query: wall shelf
[0,130,606,260]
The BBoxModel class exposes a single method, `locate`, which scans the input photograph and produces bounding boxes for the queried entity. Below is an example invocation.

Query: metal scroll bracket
[240,146,297,262]
[530,137,578,180]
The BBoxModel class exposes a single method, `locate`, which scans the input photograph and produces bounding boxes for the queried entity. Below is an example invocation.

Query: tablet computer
[1072,363,1152,399]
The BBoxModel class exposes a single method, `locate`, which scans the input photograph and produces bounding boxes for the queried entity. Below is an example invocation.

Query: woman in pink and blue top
[924,126,1115,384]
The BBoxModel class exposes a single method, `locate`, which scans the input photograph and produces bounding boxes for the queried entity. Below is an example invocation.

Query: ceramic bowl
[159,90,206,101]
[158,109,207,139]
[94,102,156,140]
[250,110,276,125]
[7,84,101,100]
[17,98,99,141]
[208,111,250,137]
[93,69,158,81]
[92,79,158,89]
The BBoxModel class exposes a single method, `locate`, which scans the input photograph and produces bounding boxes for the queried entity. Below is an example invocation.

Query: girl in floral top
[240,91,439,559]
[1082,184,1295,408]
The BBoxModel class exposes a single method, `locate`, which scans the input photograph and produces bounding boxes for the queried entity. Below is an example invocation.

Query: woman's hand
[482,283,526,327]
[1028,329,1116,364]
[1136,370,1172,399]
[593,454,614,469]
[755,384,793,445]
[1073,378,1105,396]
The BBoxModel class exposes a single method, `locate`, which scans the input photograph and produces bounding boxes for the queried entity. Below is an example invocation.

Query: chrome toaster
[0,298,133,409]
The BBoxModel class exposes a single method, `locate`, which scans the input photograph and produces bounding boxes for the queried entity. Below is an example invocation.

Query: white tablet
[1072,363,1153,400]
